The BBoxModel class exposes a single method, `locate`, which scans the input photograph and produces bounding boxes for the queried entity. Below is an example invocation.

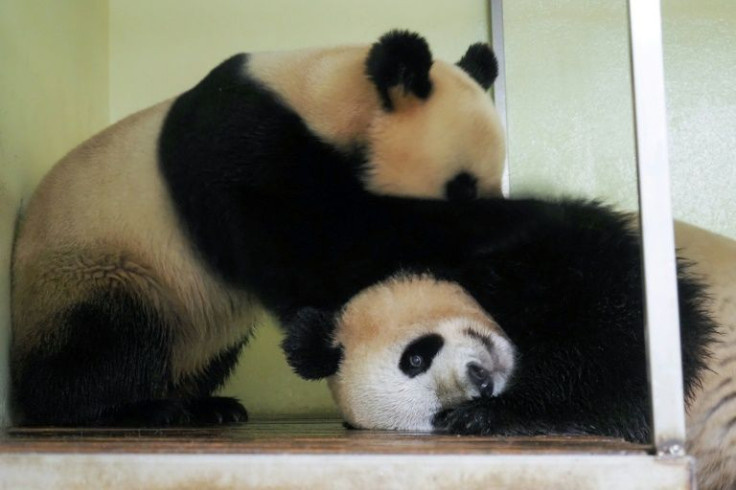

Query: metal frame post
[627,0,687,455]
[490,0,510,198]
[490,0,687,455]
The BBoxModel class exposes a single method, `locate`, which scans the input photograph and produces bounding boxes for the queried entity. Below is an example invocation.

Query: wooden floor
[0,420,694,490]
[1,418,649,455]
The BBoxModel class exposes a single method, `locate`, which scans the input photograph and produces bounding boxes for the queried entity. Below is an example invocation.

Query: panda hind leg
[13,288,176,426]
[186,397,248,425]
[114,397,247,427]
[13,289,244,427]
[167,338,251,425]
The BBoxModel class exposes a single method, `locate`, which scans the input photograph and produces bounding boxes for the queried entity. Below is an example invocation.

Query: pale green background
[1,0,734,424]
[504,0,736,236]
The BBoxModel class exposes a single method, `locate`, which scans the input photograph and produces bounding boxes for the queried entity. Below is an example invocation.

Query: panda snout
[445,172,478,201]
[467,362,494,398]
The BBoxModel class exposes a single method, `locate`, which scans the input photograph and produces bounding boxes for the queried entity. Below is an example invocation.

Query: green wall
[0,0,109,425]
[503,0,736,240]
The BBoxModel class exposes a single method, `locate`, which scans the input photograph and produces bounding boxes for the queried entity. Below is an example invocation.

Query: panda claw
[433,402,496,435]
[187,396,248,425]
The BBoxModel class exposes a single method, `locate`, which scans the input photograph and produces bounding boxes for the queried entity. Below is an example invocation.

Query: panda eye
[399,334,444,378]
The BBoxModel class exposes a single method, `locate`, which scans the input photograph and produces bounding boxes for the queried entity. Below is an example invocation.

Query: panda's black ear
[365,30,433,111]
[456,43,498,90]
[281,307,343,380]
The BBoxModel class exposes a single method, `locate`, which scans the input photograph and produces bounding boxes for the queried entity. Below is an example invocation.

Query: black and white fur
[288,275,517,431]
[675,223,736,490]
[283,200,717,443]
[11,30,507,426]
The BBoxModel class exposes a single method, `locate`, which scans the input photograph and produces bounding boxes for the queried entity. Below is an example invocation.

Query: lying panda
[675,223,736,490]
[11,30,508,426]
[285,274,517,431]
[283,199,717,442]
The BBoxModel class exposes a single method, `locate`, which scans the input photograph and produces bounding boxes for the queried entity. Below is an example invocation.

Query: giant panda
[282,199,717,443]
[673,222,736,490]
[284,274,518,431]
[10,30,509,427]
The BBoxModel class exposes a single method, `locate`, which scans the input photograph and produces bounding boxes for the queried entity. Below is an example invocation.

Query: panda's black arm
[429,201,657,442]
[158,52,559,316]
[433,398,650,442]
[433,209,716,444]
[205,194,561,317]
[432,343,652,443]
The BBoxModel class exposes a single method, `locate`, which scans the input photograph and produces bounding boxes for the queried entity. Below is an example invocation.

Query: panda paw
[116,397,247,427]
[434,401,576,437]
[117,399,195,427]
[187,396,249,425]
[432,400,496,435]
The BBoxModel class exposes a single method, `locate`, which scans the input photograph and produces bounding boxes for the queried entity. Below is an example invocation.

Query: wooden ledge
[3,419,650,455]
[0,420,693,490]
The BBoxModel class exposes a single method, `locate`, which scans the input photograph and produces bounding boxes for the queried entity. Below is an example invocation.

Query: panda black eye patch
[399,334,444,377]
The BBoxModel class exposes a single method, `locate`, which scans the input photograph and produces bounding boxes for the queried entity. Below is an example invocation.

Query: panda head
[362,31,505,201]
[282,274,516,431]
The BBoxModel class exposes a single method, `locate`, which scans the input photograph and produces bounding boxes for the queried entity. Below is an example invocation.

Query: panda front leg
[431,352,652,443]
[12,288,247,427]
[432,396,649,441]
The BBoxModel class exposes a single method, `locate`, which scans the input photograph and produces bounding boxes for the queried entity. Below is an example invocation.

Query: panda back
[12,100,254,380]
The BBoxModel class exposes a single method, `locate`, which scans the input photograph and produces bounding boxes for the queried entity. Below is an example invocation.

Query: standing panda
[11,30,509,426]
[283,199,717,443]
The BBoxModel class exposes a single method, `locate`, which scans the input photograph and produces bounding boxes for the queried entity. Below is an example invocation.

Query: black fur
[159,57,552,318]
[13,290,172,426]
[281,308,343,380]
[174,339,249,397]
[283,200,717,443]
[115,397,247,427]
[445,172,479,201]
[456,43,498,90]
[365,30,433,110]
[399,334,444,377]
[185,397,248,425]
[12,288,249,427]
[15,32,508,427]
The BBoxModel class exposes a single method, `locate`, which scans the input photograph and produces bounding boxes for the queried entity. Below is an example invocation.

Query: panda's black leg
[113,399,194,427]
[169,339,250,425]
[111,397,247,426]
[115,339,250,426]
[186,397,248,425]
[432,393,650,443]
[116,397,247,426]
[12,290,176,427]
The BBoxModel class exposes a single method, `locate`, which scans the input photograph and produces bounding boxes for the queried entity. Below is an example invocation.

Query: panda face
[329,316,515,431]
[364,61,506,201]
[360,31,505,201]
[326,275,516,431]
[248,31,504,202]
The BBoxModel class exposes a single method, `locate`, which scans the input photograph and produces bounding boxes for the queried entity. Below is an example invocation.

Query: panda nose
[445,172,478,201]
[467,362,494,398]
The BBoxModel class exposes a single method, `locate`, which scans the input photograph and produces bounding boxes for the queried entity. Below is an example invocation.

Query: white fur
[331,316,516,431]
[676,221,736,490]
